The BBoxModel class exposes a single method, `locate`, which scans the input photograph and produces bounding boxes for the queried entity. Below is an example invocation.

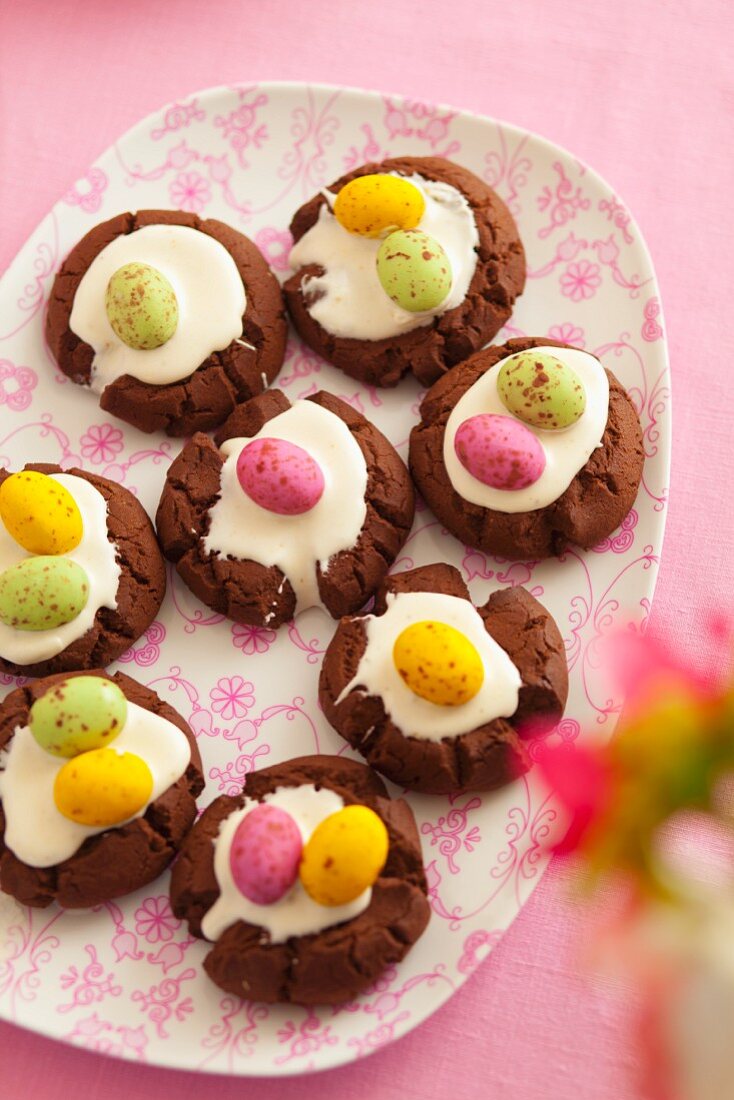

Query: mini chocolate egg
[0,556,89,631]
[299,805,388,907]
[393,620,484,707]
[376,229,452,313]
[237,437,325,516]
[0,471,83,555]
[454,413,546,491]
[105,262,179,350]
[334,174,426,238]
[497,351,587,430]
[53,747,153,827]
[230,803,303,905]
[29,676,128,758]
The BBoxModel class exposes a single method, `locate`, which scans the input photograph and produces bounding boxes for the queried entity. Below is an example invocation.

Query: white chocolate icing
[289,174,479,341]
[0,702,191,868]
[337,591,522,741]
[443,346,610,514]
[0,474,121,666]
[69,224,246,390]
[203,401,368,614]
[202,784,371,943]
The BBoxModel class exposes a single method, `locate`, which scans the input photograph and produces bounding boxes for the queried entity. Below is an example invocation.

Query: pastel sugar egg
[229,803,303,905]
[0,557,89,631]
[29,676,128,759]
[53,747,153,827]
[393,621,485,707]
[334,174,425,238]
[454,413,546,491]
[0,471,83,555]
[299,805,389,907]
[376,229,452,313]
[105,262,179,350]
[497,351,586,430]
[236,437,325,516]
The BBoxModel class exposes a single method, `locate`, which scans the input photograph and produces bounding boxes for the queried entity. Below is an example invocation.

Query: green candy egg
[0,557,89,632]
[29,675,128,758]
[376,229,452,313]
[105,262,179,350]
[497,351,587,430]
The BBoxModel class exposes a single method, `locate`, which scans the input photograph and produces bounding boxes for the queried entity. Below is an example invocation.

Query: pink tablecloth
[1,1,732,1096]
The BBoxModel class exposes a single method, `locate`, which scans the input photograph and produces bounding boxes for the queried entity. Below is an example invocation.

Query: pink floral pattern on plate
[0,82,670,1076]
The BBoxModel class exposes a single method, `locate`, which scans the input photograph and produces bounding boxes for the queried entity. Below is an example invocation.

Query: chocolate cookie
[46,210,288,436]
[319,563,568,795]
[156,389,415,627]
[409,337,645,559]
[0,669,204,909]
[284,157,526,388]
[0,464,165,678]
[170,755,430,1005]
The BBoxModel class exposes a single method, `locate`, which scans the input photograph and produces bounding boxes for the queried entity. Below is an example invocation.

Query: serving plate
[0,81,670,1074]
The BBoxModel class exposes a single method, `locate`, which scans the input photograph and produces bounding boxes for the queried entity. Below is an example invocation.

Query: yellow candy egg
[0,471,83,555]
[334,174,425,238]
[299,805,389,906]
[393,620,485,707]
[53,748,153,828]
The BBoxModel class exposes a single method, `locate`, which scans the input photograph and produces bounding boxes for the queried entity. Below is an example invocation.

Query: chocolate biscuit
[46,210,288,436]
[170,755,430,1005]
[0,670,204,909]
[319,563,568,795]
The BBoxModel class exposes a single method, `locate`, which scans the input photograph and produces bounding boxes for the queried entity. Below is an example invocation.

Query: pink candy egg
[236,437,325,515]
[454,413,546,490]
[229,803,303,905]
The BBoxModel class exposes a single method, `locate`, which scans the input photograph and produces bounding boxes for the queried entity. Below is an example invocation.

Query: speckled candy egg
[334,174,425,238]
[497,351,587,430]
[0,471,83,556]
[299,805,389,907]
[29,676,128,758]
[237,437,325,516]
[393,620,485,707]
[376,229,452,313]
[105,262,179,350]
[229,803,303,905]
[454,413,546,491]
[53,747,153,827]
[0,556,90,631]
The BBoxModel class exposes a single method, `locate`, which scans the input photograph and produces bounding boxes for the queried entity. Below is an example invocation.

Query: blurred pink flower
[169,171,211,213]
[560,260,602,302]
[210,675,255,720]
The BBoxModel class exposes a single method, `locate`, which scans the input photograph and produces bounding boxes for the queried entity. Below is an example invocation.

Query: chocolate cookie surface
[284,157,526,388]
[46,210,288,436]
[156,389,415,627]
[0,464,165,678]
[170,754,429,1005]
[0,669,204,909]
[320,563,568,795]
[409,337,645,559]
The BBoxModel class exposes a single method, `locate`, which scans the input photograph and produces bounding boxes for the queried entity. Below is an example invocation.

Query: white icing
[203,401,368,613]
[202,784,371,943]
[289,173,479,341]
[0,701,191,867]
[443,346,610,514]
[0,474,121,666]
[69,224,246,390]
[337,591,522,742]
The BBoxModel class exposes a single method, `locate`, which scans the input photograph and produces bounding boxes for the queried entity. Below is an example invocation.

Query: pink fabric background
[0,0,732,1096]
